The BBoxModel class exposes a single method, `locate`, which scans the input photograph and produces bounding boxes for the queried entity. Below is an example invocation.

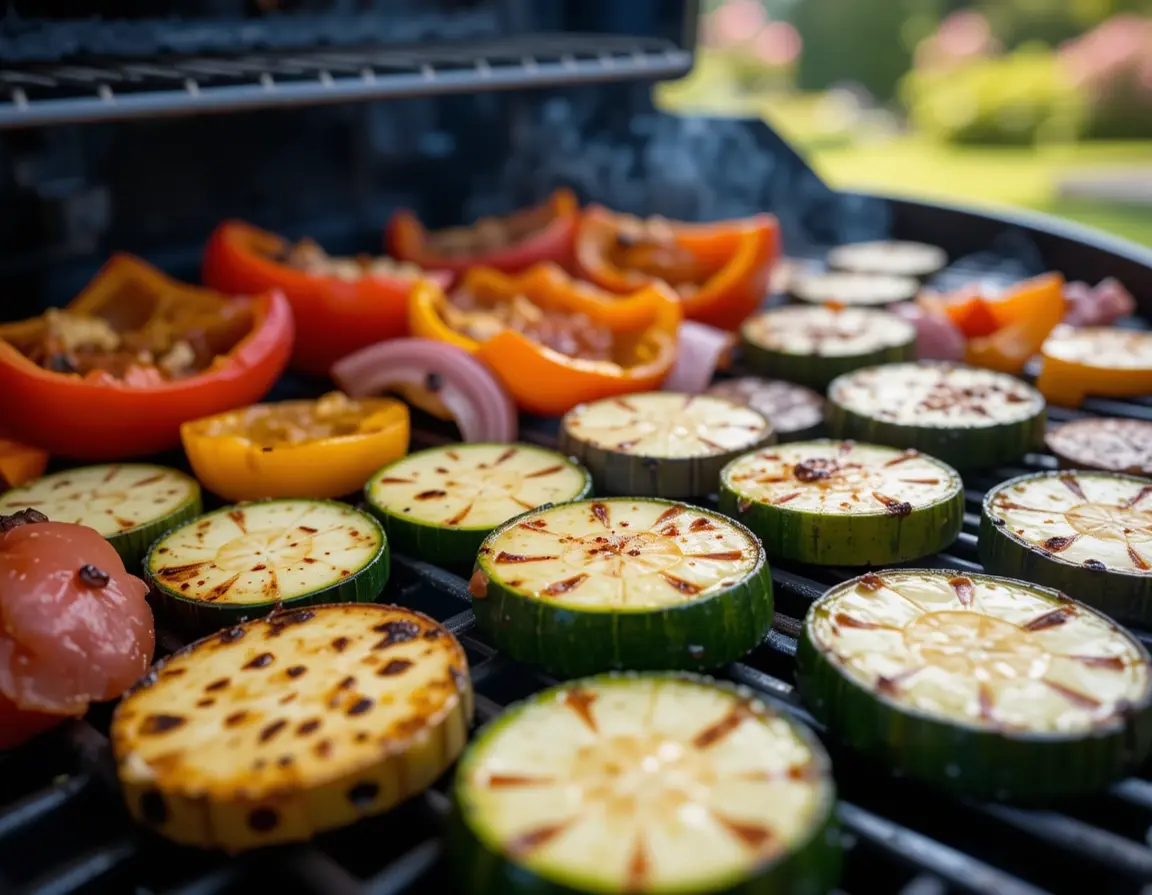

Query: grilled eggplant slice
[719,440,963,566]
[450,673,840,895]
[365,443,591,566]
[790,271,920,306]
[469,498,773,677]
[1045,418,1152,477]
[0,463,201,571]
[826,362,1046,470]
[559,392,774,498]
[825,240,947,281]
[981,471,1152,626]
[740,305,916,390]
[798,569,1152,800]
[113,604,472,851]
[146,499,387,632]
[706,377,825,443]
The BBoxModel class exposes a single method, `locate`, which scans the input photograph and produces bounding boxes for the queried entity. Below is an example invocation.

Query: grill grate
[2,259,1152,895]
[0,32,691,129]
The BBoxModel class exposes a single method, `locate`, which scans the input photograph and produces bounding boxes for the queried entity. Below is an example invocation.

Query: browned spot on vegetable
[247,807,278,833]
[655,505,687,527]
[160,668,187,678]
[1084,558,1107,570]
[379,659,413,676]
[297,719,320,736]
[793,458,834,483]
[898,478,941,485]
[506,822,571,858]
[495,552,558,564]
[332,636,350,652]
[877,667,922,695]
[591,502,610,527]
[713,814,775,852]
[563,687,599,732]
[77,564,110,588]
[373,619,420,648]
[140,714,186,735]
[348,698,373,716]
[445,503,474,526]
[154,562,210,583]
[542,574,589,597]
[858,573,885,592]
[196,698,215,708]
[625,836,651,889]
[771,492,801,506]
[614,397,638,411]
[485,774,556,788]
[468,570,489,600]
[1074,655,1126,670]
[660,524,681,537]
[446,450,461,461]
[1024,608,1073,632]
[1058,474,1087,501]
[228,510,248,534]
[1044,679,1101,709]
[378,477,415,484]
[661,572,702,595]
[689,517,715,532]
[833,613,894,630]
[977,683,995,722]
[693,701,752,749]
[279,693,297,705]
[1128,544,1151,571]
[348,782,379,808]
[250,564,267,572]
[259,720,288,743]
[206,573,243,602]
[205,677,230,692]
[525,465,564,478]
[299,525,318,533]
[949,576,975,607]
[493,447,518,465]
[286,665,306,678]
[315,739,333,758]
[416,490,447,500]
[1044,534,1080,552]
[244,652,274,670]
[1123,485,1152,509]
[338,675,356,690]
[102,465,120,483]
[884,449,921,466]
[872,492,912,516]
[225,711,248,727]
[686,550,743,561]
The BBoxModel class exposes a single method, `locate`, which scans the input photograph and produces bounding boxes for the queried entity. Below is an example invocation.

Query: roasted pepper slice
[0,439,48,490]
[409,263,681,417]
[963,273,1065,374]
[574,206,780,331]
[386,188,579,275]
[181,391,410,502]
[938,289,1001,338]
[1036,325,1152,407]
[203,220,449,375]
[0,254,293,460]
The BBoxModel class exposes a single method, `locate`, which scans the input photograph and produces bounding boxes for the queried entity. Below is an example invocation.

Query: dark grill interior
[2,250,1152,895]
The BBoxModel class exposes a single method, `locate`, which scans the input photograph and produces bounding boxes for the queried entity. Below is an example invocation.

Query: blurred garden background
[657,0,1152,245]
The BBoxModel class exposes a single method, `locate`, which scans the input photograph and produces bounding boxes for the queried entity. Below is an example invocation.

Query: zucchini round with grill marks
[0,463,201,572]
[365,443,591,566]
[112,603,472,852]
[559,392,774,499]
[469,498,773,677]
[981,471,1152,626]
[740,305,916,390]
[450,673,840,895]
[719,440,963,566]
[798,569,1152,800]
[706,377,825,443]
[826,362,1046,471]
[146,499,388,632]
[1045,418,1152,477]
[826,240,947,281]
[790,272,920,307]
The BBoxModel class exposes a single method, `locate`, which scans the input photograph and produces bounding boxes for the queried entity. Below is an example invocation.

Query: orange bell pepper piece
[940,288,1001,339]
[963,273,1065,374]
[574,206,780,331]
[0,439,48,489]
[409,263,682,417]
[1036,326,1152,407]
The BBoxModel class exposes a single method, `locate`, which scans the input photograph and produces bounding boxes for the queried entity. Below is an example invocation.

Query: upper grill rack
[0,32,692,129]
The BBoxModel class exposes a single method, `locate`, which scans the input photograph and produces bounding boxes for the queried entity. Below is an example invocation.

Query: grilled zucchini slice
[706,377,825,443]
[559,392,774,499]
[0,463,201,572]
[146,499,387,632]
[798,569,1152,800]
[826,362,1046,470]
[365,443,591,566]
[450,673,840,895]
[1045,418,1152,477]
[469,498,773,677]
[981,471,1152,627]
[719,440,963,566]
[113,604,472,851]
[825,240,947,281]
[740,305,916,390]
[789,271,920,307]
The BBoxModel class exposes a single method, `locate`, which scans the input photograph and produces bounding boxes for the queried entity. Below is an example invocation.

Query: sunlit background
[657,0,1152,245]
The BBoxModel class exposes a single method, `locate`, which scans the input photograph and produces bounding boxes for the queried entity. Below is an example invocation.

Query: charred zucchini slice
[798,569,1152,800]
[0,463,201,571]
[825,240,947,281]
[146,499,388,632]
[719,440,963,566]
[826,362,1046,471]
[559,393,774,499]
[450,673,840,895]
[1045,418,1152,477]
[469,498,773,677]
[112,604,472,851]
[706,377,825,443]
[789,271,920,307]
[365,443,591,566]
[981,471,1152,626]
[740,306,916,390]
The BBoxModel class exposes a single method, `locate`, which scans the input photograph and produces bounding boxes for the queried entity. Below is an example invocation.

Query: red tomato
[0,513,154,748]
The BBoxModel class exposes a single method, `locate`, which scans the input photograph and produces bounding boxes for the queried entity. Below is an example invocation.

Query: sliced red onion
[663,321,737,394]
[331,338,517,443]
[889,301,966,361]
[1063,278,1136,327]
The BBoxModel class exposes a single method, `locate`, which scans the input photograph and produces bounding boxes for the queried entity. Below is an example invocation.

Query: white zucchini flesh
[826,241,947,279]
[367,444,589,531]
[743,306,915,357]
[563,393,771,459]
[149,500,383,606]
[1042,326,1152,368]
[482,500,759,609]
[829,363,1044,428]
[113,604,472,850]
[791,272,920,306]
[723,442,960,515]
[986,473,1152,573]
[809,570,1150,733]
[0,463,196,537]
[459,676,829,892]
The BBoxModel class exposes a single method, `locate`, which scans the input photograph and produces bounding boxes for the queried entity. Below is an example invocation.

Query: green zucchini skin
[112,488,203,574]
[448,672,842,895]
[145,500,390,636]
[824,397,1046,472]
[470,505,774,678]
[740,334,915,392]
[796,574,1152,802]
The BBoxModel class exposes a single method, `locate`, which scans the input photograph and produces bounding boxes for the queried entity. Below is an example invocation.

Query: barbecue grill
[3,3,1152,894]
